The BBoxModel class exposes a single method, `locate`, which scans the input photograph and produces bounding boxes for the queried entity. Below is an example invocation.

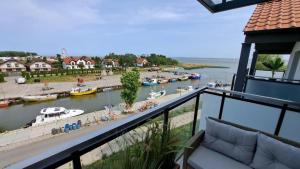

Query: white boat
[32,107,84,126]
[176,86,193,93]
[147,90,166,100]
[22,94,58,102]
[207,82,217,88]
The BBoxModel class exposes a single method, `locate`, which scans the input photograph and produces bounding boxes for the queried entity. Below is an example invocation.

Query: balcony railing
[244,75,300,102]
[7,87,300,169]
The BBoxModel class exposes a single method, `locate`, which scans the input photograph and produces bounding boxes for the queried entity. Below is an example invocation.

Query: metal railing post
[274,104,288,136]
[192,93,200,136]
[72,152,82,169]
[161,109,169,147]
[218,92,226,119]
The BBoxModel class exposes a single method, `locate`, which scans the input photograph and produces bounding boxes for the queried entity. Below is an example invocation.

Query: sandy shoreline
[0,71,178,99]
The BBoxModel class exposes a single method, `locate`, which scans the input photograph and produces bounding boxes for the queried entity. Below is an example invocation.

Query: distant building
[27,59,52,72]
[63,56,95,69]
[102,59,119,68]
[136,57,148,67]
[0,59,26,72]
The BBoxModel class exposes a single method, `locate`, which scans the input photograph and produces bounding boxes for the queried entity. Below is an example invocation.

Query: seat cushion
[203,118,257,164]
[251,133,300,169]
[188,146,252,169]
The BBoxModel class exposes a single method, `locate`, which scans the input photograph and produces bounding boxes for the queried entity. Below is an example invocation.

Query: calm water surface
[0,58,238,130]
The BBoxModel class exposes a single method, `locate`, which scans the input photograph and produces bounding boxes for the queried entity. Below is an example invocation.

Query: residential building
[63,56,95,69]
[136,57,148,67]
[27,59,52,72]
[0,59,26,72]
[102,59,119,68]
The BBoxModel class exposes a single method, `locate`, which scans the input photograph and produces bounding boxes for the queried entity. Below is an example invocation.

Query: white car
[15,77,26,84]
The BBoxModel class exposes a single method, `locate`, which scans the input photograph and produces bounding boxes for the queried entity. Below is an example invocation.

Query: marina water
[0,58,238,130]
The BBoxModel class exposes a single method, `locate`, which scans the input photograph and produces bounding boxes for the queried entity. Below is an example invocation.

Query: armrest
[183,130,205,169]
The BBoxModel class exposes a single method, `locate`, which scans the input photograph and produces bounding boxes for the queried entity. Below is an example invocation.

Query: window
[15,63,19,67]
[35,64,39,68]
[6,63,11,68]
[71,61,75,65]
[42,64,46,67]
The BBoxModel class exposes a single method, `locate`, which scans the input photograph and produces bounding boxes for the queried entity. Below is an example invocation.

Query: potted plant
[262,56,284,80]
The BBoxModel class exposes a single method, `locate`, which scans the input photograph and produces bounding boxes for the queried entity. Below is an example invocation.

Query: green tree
[120,71,140,111]
[262,57,285,78]
[0,73,4,82]
[78,63,84,73]
[54,54,63,70]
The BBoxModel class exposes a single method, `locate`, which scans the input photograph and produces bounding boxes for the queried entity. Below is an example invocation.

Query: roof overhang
[197,0,271,13]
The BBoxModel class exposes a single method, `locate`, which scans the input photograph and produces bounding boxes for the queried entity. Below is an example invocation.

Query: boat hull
[0,101,9,108]
[142,82,158,86]
[22,95,58,102]
[70,88,97,96]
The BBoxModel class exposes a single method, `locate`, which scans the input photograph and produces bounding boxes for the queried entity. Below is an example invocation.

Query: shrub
[0,73,4,82]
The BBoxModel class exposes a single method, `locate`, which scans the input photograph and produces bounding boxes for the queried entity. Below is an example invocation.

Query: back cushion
[203,118,257,165]
[251,133,300,169]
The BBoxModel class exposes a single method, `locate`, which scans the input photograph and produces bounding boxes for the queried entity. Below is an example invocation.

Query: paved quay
[0,71,179,99]
[0,92,197,168]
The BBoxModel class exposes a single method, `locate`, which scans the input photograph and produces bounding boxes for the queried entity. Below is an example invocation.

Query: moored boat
[147,90,166,100]
[0,100,9,108]
[142,78,158,86]
[190,73,201,80]
[169,78,177,83]
[178,75,189,81]
[22,94,58,102]
[176,86,193,93]
[158,79,169,84]
[70,87,97,96]
[31,107,84,126]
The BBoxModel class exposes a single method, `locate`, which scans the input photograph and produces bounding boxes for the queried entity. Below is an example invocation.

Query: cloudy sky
[0,0,255,58]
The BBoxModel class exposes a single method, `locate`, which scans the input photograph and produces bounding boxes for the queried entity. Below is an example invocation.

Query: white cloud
[0,0,104,30]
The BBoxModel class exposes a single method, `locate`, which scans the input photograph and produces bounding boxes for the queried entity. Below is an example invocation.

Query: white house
[0,59,26,72]
[28,60,52,72]
[102,59,119,68]
[63,56,95,69]
[136,57,148,67]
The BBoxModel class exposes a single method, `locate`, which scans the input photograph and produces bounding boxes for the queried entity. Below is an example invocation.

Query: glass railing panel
[222,98,281,133]
[199,93,222,130]
[246,78,300,102]
[169,98,196,147]
[279,110,300,142]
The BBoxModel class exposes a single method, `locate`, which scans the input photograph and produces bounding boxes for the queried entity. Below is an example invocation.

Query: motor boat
[178,75,189,81]
[158,79,169,84]
[142,78,158,86]
[147,90,166,100]
[190,73,201,80]
[169,78,177,83]
[22,94,58,102]
[31,107,84,126]
[0,100,9,108]
[70,87,97,96]
[207,82,217,88]
[176,86,193,93]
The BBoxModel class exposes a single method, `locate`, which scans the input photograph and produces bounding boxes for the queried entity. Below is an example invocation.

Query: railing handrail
[247,75,300,84]
[207,87,300,109]
[7,87,207,169]
[7,87,300,169]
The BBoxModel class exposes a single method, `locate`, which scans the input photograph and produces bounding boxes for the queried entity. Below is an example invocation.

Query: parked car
[15,77,26,84]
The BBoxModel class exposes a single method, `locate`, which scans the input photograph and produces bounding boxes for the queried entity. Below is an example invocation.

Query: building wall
[63,60,95,69]
[286,42,300,80]
[0,61,26,72]
[29,62,52,71]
